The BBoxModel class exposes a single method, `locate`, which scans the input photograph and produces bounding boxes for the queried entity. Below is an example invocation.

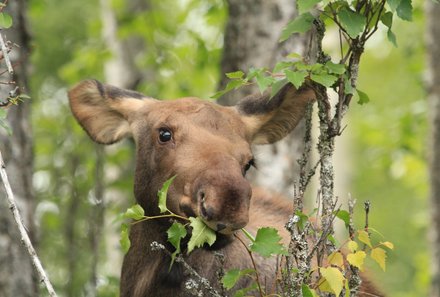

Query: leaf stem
[132,213,189,225]
[234,233,264,297]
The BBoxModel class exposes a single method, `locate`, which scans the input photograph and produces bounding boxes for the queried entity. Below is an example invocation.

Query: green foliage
[249,227,288,258]
[0,12,12,28]
[280,13,315,41]
[167,222,187,265]
[124,204,145,220]
[222,268,256,290]
[158,175,176,213]
[338,7,367,38]
[187,217,217,253]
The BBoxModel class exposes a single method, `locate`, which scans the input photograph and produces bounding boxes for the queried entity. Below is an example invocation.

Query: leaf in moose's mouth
[187,217,217,254]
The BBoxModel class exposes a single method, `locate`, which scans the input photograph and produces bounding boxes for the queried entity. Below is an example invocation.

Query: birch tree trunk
[427,2,440,296]
[0,1,35,296]
[218,0,311,195]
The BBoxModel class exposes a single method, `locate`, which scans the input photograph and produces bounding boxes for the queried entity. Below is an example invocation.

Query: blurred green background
[28,0,428,296]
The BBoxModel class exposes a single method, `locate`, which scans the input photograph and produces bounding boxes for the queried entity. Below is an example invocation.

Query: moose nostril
[216,224,226,232]
[198,190,205,202]
[200,203,213,220]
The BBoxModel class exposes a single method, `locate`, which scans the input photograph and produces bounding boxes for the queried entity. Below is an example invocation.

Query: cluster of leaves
[121,176,289,296]
[303,218,395,296]
[214,0,412,106]
[220,207,394,297]
[121,176,216,266]
[221,227,287,297]
[0,6,31,134]
[287,0,412,46]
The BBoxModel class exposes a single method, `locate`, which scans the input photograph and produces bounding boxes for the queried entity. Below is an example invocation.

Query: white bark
[218,0,310,196]
[0,151,57,297]
[0,1,36,296]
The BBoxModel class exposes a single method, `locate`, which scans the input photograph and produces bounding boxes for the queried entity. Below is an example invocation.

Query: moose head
[68,80,314,234]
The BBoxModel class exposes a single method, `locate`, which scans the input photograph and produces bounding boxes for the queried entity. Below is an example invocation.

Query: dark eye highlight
[243,158,256,175]
[158,128,173,143]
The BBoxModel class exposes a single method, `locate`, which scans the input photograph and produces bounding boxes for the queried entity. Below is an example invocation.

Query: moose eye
[244,158,255,175]
[158,128,173,143]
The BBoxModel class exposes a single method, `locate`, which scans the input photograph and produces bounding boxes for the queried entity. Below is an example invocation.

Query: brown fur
[68,80,382,297]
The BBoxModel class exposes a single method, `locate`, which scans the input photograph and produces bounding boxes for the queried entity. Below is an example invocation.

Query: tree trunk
[218,0,311,195]
[0,1,36,296]
[427,2,440,297]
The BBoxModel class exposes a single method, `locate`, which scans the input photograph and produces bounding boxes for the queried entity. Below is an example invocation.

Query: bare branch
[0,150,58,297]
[0,31,13,74]
[150,242,223,297]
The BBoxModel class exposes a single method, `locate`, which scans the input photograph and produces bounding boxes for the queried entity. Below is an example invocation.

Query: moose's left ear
[235,83,316,144]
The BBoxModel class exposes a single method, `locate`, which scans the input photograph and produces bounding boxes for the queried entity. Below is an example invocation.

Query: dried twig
[150,242,223,297]
[0,150,58,297]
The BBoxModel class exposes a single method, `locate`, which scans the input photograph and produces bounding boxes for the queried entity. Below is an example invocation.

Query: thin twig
[0,31,13,74]
[234,233,264,297]
[0,151,58,297]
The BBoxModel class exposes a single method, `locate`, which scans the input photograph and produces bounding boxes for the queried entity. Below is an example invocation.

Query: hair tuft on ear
[68,79,153,144]
[236,82,316,144]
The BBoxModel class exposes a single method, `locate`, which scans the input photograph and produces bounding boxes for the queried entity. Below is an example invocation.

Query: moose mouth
[202,219,236,235]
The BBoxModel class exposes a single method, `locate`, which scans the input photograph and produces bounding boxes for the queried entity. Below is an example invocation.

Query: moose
[68,79,381,296]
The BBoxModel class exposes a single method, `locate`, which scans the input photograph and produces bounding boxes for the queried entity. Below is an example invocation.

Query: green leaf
[387,0,401,11]
[255,73,276,94]
[0,13,12,29]
[356,89,370,105]
[120,223,131,253]
[222,269,241,290]
[325,61,346,75]
[280,13,315,42]
[270,78,288,99]
[347,251,366,270]
[285,69,307,89]
[222,268,255,290]
[357,230,372,247]
[211,79,245,99]
[335,209,350,228]
[371,247,387,271]
[381,241,394,250]
[167,222,187,267]
[320,267,345,296]
[297,0,321,14]
[387,29,398,47]
[380,11,393,28]
[328,251,344,268]
[310,73,338,88]
[302,284,319,297]
[158,176,176,213]
[344,75,354,95]
[338,8,366,39]
[396,0,412,21]
[250,227,288,258]
[348,240,358,252]
[273,61,294,73]
[246,67,263,80]
[294,210,309,230]
[226,71,245,79]
[233,283,258,297]
[187,217,216,253]
[124,204,145,220]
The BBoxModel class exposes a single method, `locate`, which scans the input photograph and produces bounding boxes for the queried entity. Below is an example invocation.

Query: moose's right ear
[68,79,156,144]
